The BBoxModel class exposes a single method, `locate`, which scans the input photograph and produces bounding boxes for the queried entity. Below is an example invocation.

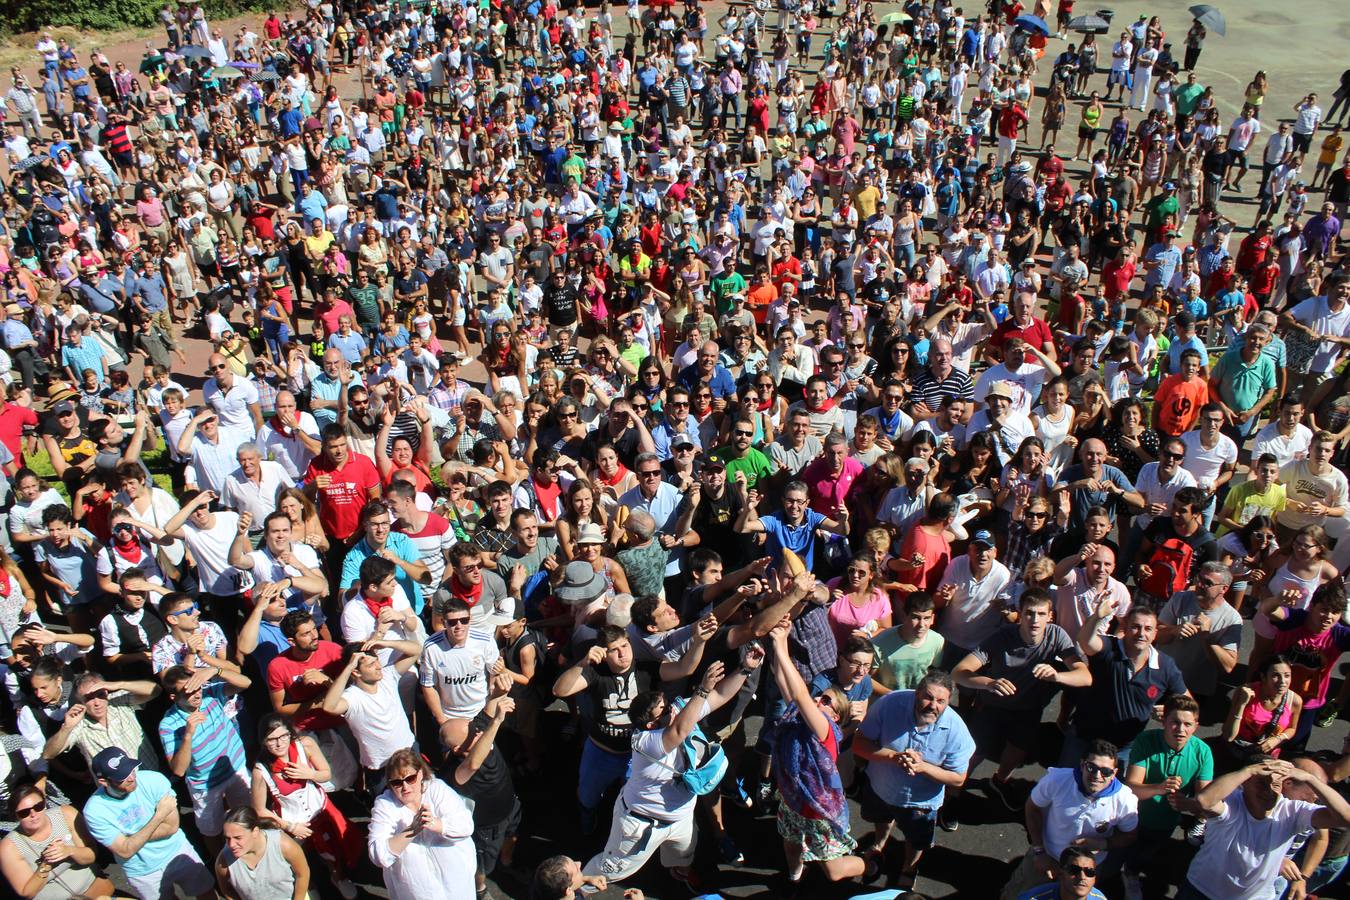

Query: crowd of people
[0,0,1349,898]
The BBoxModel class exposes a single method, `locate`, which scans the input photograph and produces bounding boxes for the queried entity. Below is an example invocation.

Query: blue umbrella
[1014,14,1050,35]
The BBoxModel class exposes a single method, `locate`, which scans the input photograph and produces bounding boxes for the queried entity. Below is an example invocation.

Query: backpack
[1141,537,1194,599]
[633,701,728,796]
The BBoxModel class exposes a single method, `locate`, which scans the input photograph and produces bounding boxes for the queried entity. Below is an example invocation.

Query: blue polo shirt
[760,509,826,571]
[858,690,975,810]
[1072,638,1188,748]
[340,531,426,612]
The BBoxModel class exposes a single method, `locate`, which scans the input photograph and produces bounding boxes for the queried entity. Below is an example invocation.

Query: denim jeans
[578,738,631,815]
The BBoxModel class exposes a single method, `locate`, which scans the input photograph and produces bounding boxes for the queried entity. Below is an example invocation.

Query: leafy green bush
[1,0,270,36]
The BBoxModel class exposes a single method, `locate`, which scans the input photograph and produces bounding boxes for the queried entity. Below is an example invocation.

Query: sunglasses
[669,400,690,407]
[82,689,110,701]
[387,771,421,788]
[170,604,199,617]
[1082,762,1115,778]
[14,800,46,818]
[735,430,755,437]
[1025,511,1049,519]
[1163,451,1186,460]
[1064,865,1096,877]
[444,616,471,626]
[639,469,663,478]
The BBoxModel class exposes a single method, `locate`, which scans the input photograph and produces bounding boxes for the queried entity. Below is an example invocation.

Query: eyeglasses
[1064,865,1096,877]
[444,616,471,626]
[1082,762,1115,778]
[387,771,422,788]
[1163,451,1186,460]
[14,800,46,818]
[82,689,110,701]
[1025,511,1049,519]
[669,400,690,407]
[639,469,663,478]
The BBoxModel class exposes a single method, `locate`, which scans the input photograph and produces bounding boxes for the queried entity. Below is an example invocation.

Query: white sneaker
[335,879,358,900]
[1186,817,1208,846]
[1122,871,1143,900]
[788,860,805,882]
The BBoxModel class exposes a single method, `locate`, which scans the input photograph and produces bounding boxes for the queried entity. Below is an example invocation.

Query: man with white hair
[910,337,974,422]
[258,390,321,480]
[220,442,293,529]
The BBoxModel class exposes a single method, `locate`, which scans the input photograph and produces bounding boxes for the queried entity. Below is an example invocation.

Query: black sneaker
[987,777,1019,812]
[937,807,960,832]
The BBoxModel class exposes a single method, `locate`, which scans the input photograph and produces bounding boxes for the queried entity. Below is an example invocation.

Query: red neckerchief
[269,417,292,438]
[450,573,484,608]
[268,742,304,797]
[807,395,837,413]
[363,594,394,620]
[596,463,630,487]
[532,478,562,522]
[113,537,144,565]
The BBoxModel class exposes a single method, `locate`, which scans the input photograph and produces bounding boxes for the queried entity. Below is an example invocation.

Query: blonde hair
[1022,557,1056,587]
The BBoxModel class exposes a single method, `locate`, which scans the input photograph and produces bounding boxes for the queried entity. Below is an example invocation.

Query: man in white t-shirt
[1180,404,1239,529]
[1121,436,1200,570]
[228,511,328,625]
[320,634,422,782]
[1003,741,1139,898]
[582,651,762,887]
[972,339,1060,416]
[1251,396,1312,468]
[965,383,1036,467]
[1277,430,1349,535]
[162,489,242,631]
[1184,758,1350,899]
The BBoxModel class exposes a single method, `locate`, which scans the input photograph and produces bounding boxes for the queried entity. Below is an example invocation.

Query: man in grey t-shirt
[1156,562,1242,698]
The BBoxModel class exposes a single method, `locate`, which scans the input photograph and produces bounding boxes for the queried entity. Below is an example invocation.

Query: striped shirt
[158,687,246,793]
[910,367,974,411]
[395,512,455,589]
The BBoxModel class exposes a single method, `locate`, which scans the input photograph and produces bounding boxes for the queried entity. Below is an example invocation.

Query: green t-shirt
[709,445,776,490]
[347,283,382,329]
[871,627,945,691]
[711,272,748,317]
[1174,83,1206,117]
[1127,729,1214,834]
[1211,351,1276,414]
[1217,480,1287,535]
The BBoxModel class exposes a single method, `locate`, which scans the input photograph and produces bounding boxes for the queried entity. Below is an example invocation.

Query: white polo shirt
[258,412,320,480]
[1030,766,1139,861]
[202,376,260,442]
[221,460,294,526]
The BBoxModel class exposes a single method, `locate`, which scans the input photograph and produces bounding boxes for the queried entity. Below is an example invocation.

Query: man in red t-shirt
[305,424,382,595]
[266,610,346,732]
[997,102,1028,166]
[1100,248,1138,302]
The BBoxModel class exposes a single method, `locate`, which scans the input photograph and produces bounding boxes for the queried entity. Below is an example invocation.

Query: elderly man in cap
[0,301,40,389]
[82,746,216,900]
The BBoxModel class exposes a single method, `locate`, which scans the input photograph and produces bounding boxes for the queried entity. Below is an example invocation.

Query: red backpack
[1141,537,1195,599]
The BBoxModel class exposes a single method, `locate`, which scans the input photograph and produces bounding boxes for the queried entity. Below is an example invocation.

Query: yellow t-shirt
[1217,480,1287,535]
[1319,134,1344,167]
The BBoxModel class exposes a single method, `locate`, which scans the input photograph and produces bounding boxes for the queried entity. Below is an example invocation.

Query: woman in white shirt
[368,750,475,900]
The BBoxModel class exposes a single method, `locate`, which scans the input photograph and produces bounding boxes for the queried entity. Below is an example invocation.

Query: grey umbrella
[250,70,281,83]
[177,44,212,60]
[1067,14,1110,32]
[14,155,46,173]
[1188,4,1226,36]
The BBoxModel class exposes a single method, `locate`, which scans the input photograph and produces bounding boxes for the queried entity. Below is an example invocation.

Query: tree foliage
[1,0,270,36]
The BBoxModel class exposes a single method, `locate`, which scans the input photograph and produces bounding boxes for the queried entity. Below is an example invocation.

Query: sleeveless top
[2,810,98,900]
[222,829,296,900]
[1254,561,1325,639]
[255,741,327,825]
[1236,687,1295,755]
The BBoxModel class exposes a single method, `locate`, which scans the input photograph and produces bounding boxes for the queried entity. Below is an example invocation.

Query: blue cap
[971,530,996,549]
[92,747,140,783]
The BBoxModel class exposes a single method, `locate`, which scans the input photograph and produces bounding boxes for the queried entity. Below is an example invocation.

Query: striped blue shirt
[158,685,245,793]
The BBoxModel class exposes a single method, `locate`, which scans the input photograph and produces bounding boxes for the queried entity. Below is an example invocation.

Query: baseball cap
[473,593,519,629]
[52,400,75,415]
[971,530,996,550]
[672,435,696,450]
[92,747,140,783]
[985,381,1016,402]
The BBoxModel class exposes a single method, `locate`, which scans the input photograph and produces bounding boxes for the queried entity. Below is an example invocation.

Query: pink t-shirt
[825,582,892,646]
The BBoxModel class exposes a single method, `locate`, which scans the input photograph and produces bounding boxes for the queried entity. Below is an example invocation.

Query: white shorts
[190,769,252,836]
[126,848,214,900]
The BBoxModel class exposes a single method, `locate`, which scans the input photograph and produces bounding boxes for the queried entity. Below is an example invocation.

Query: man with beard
[711,417,776,491]
[683,459,750,571]
[83,748,214,900]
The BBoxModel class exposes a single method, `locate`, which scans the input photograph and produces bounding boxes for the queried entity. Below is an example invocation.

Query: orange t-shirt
[746,282,779,323]
[1154,374,1210,436]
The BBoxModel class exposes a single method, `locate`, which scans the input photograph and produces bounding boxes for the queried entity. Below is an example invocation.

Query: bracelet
[694,687,711,698]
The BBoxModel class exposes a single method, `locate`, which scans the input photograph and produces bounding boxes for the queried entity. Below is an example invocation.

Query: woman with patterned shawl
[766,620,878,884]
